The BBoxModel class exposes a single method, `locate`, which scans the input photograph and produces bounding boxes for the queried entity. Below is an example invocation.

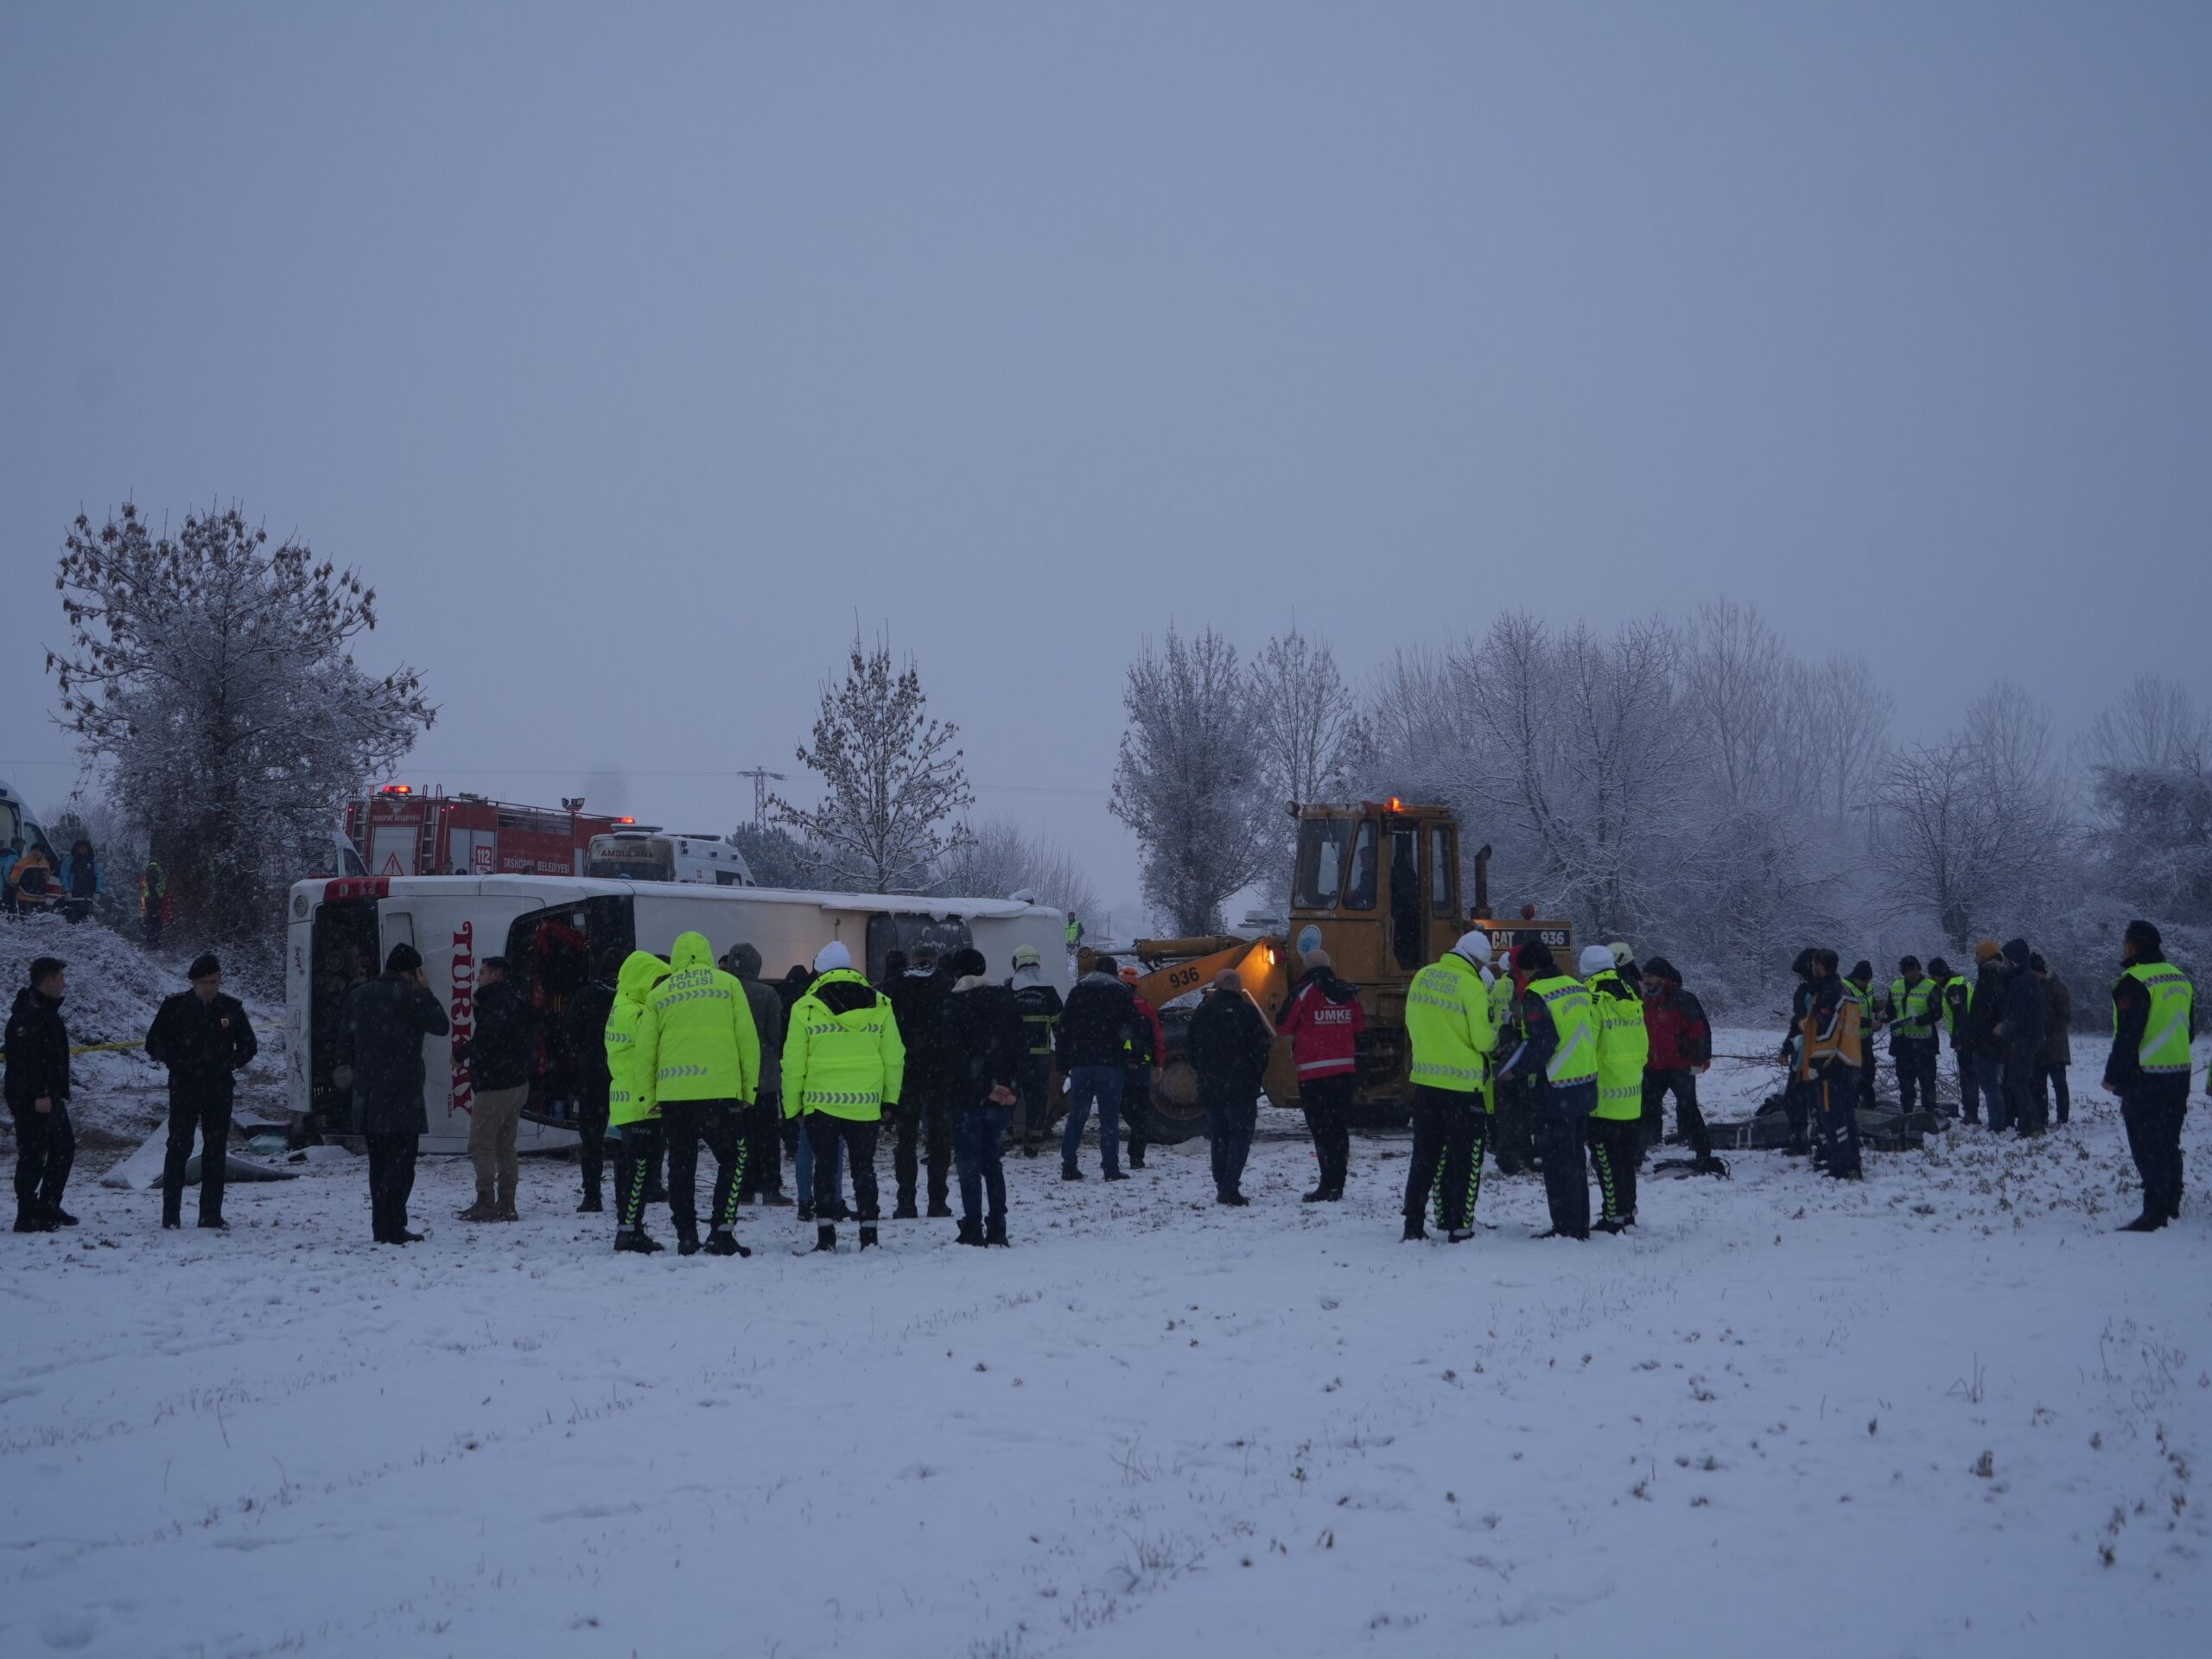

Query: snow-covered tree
[47,502,433,941]
[2081,675,2212,925]
[934,820,1100,920]
[1110,626,1271,936]
[772,635,975,893]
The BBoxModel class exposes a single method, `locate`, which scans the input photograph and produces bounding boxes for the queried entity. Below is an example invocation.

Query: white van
[285,874,1069,1154]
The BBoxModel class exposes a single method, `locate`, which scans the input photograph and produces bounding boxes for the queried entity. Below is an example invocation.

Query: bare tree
[772,634,975,893]
[2081,676,2212,925]
[935,820,1100,920]
[1110,626,1271,936]
[47,502,433,940]
[1250,629,1360,809]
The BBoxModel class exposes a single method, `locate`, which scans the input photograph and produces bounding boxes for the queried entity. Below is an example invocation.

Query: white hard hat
[1452,930,1492,964]
[1579,944,1615,977]
[813,941,852,974]
[1011,944,1041,969]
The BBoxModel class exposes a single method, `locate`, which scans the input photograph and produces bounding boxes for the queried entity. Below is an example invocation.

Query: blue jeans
[794,1116,845,1211]
[953,1108,1013,1225]
[1062,1065,1124,1173]
[1974,1058,2007,1132]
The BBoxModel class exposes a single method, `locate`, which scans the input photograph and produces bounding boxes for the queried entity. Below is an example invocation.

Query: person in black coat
[5,956,74,1232]
[1995,938,2047,1136]
[1187,970,1274,1205]
[564,968,616,1212]
[145,953,258,1230]
[454,956,534,1220]
[339,944,451,1244]
[885,945,956,1219]
[1054,957,1150,1179]
[1966,942,2010,1128]
[942,948,1027,1244]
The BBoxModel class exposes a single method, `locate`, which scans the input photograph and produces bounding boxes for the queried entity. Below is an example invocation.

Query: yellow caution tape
[2,1021,279,1061]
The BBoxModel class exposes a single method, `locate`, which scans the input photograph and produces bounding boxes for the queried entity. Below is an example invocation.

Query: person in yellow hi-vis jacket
[785,942,906,1254]
[1401,930,1497,1243]
[607,951,670,1254]
[639,931,761,1259]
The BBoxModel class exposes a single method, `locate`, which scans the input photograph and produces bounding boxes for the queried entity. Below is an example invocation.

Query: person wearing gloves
[942,948,1026,1245]
[145,953,257,1230]
[1007,944,1064,1155]
[1582,944,1649,1233]
[1796,948,1865,1179]
[2101,918,2196,1232]
[1275,947,1366,1202]
[607,951,671,1253]
[785,941,906,1253]
[1495,940,1599,1239]
[639,931,760,1258]
[1401,930,1497,1243]
[1187,968,1275,1206]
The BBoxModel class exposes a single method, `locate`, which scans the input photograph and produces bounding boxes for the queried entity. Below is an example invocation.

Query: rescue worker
[1276,948,1364,1201]
[1966,939,2008,1128]
[7,842,56,913]
[1118,963,1166,1171]
[2101,919,2196,1232]
[140,859,166,946]
[340,944,451,1245]
[1486,951,1532,1174]
[1496,941,1599,1239]
[1055,955,1147,1181]
[1583,944,1648,1233]
[726,944,792,1205]
[1781,949,1821,1159]
[2032,953,2073,1128]
[1795,947,1864,1179]
[145,953,257,1230]
[58,839,101,923]
[886,943,955,1218]
[607,950,671,1253]
[1007,944,1063,1155]
[1639,957,1725,1173]
[0,837,22,917]
[1188,968,1274,1206]
[1929,957,1969,1120]
[1887,957,1942,1117]
[1400,931,1495,1242]
[455,955,532,1222]
[786,940,905,1253]
[1845,961,1882,1106]
[943,947,1025,1244]
[639,931,760,1258]
[564,963,615,1211]
[5,956,74,1232]
[1994,938,2046,1135]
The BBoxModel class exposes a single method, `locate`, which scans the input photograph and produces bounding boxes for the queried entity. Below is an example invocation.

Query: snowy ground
[4,1041,2209,1659]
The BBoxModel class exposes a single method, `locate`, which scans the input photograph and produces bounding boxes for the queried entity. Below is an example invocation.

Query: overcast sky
[3,2,2207,928]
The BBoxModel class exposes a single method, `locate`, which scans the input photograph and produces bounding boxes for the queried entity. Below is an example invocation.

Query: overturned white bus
[285,875,1069,1155]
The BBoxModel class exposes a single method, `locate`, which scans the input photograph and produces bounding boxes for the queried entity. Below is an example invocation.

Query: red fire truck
[345,786,629,880]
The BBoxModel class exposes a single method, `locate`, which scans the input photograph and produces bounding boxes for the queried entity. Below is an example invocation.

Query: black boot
[1402,1216,1427,1242]
[703,1230,750,1257]
[47,1206,79,1227]
[859,1224,879,1249]
[956,1217,985,1246]
[1302,1186,1329,1203]
[813,1224,837,1253]
[798,1199,816,1222]
[577,1192,603,1213]
[893,1201,919,1221]
[985,1215,1008,1247]
[2118,1212,2167,1233]
[676,1224,702,1257]
[197,1216,228,1230]
[1592,1217,1628,1235]
[927,1199,954,1219]
[1061,1166,1084,1181]
[15,1208,55,1234]
[614,1226,664,1254]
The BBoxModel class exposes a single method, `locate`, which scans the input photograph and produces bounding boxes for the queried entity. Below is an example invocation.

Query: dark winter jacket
[886,966,955,1091]
[60,850,101,899]
[458,976,533,1093]
[943,976,1027,1111]
[1009,974,1064,1059]
[728,946,787,1096]
[341,971,451,1135]
[144,989,257,1096]
[1964,959,2008,1058]
[1643,984,1711,1071]
[2037,973,2073,1068]
[565,979,616,1096]
[1188,987,1273,1101]
[1055,972,1149,1071]
[1275,969,1364,1081]
[1127,990,1166,1077]
[3,986,70,1106]
[1994,941,2043,1065]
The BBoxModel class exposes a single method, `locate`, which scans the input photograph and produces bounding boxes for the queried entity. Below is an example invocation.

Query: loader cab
[1287,802,1462,988]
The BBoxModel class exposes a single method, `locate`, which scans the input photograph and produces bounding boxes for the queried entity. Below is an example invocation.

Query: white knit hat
[1452,930,1492,964]
[813,940,852,973]
[1579,944,1615,977]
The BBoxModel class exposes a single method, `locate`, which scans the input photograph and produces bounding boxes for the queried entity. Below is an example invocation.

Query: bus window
[1291,817,1353,911]
[1343,820,1379,912]
[864,913,974,984]
[1390,826,1423,969]
[1429,824,1456,918]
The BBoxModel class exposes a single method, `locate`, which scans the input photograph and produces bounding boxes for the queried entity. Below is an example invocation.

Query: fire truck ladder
[417,804,441,877]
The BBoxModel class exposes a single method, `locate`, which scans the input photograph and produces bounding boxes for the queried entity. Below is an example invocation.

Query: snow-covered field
[5,1037,2209,1659]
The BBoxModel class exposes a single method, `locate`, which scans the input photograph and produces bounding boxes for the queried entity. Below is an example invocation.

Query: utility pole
[736,767,787,834]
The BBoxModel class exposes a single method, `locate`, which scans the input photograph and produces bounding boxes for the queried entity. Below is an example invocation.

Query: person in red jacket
[1640,957,1726,1175]
[1276,950,1365,1201]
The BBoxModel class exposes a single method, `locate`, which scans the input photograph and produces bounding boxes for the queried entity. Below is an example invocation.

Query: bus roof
[296,873,1057,921]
